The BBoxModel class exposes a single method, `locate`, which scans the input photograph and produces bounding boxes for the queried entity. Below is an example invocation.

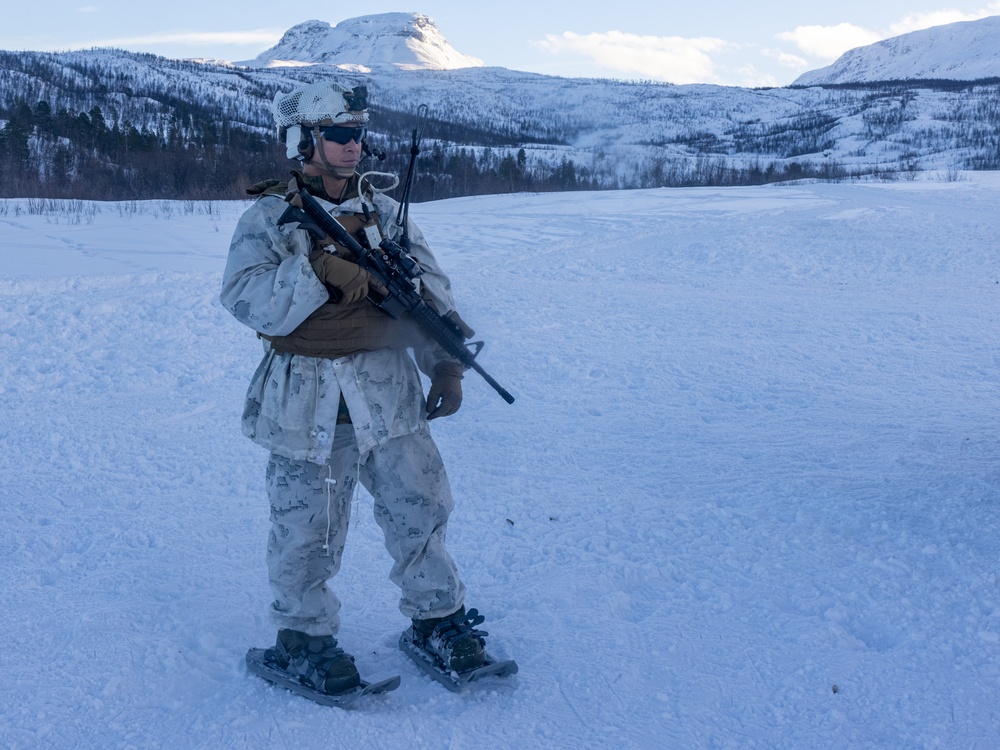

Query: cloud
[534,6,1000,86]
[777,23,882,62]
[890,2,1000,34]
[75,29,282,49]
[727,64,780,89]
[760,48,809,69]
[536,30,730,84]
[777,3,1000,65]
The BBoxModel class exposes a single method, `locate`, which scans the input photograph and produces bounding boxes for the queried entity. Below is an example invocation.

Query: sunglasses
[320,125,366,144]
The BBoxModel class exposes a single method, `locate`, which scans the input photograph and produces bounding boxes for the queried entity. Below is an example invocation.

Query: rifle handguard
[443,310,475,339]
[280,175,514,405]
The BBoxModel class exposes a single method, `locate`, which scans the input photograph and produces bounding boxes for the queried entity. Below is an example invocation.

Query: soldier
[220,81,493,696]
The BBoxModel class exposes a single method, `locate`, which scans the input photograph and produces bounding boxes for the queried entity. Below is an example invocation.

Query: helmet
[272,82,369,160]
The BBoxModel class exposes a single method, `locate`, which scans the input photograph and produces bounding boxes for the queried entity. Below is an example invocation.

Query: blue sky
[6,1,1000,86]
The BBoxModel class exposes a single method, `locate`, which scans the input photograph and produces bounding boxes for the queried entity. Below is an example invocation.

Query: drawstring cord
[310,356,336,553]
[324,449,364,550]
[319,360,369,553]
[324,464,335,552]
[351,452,363,523]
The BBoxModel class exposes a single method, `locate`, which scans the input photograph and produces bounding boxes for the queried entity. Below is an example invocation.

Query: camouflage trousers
[264,424,466,636]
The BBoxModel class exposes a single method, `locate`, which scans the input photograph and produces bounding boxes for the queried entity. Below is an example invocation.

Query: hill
[3,13,1000,200]
[794,15,1000,85]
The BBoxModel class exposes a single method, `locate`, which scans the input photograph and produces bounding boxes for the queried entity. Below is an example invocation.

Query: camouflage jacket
[220,176,459,462]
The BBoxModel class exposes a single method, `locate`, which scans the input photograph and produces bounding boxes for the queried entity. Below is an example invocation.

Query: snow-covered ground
[1,176,998,749]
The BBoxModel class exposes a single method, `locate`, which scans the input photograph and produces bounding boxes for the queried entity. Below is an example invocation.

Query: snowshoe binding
[246,629,399,708]
[399,607,518,692]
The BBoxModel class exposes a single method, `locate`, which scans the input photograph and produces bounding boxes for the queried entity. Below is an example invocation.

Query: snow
[241,14,485,71]
[14,34,1000,188]
[2,175,999,748]
[794,15,1000,85]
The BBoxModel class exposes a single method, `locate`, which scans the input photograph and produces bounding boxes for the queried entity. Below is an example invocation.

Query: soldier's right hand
[310,254,372,304]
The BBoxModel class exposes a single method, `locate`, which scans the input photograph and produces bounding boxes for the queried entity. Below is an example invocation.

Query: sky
[5,1,1000,86]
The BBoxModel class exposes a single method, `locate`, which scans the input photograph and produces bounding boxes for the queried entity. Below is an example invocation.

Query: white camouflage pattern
[266,425,465,635]
[220,183,457,462]
[220,181,467,635]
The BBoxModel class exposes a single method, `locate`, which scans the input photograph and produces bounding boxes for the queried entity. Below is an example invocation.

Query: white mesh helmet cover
[272,82,369,129]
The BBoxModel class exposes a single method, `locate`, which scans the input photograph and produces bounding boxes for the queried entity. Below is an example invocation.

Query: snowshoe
[246,630,399,708]
[400,607,518,692]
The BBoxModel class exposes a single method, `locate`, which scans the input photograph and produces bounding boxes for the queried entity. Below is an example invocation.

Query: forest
[3,48,1000,201]
[0,98,862,201]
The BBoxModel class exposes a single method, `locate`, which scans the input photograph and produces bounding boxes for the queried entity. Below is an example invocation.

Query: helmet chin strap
[309,126,357,180]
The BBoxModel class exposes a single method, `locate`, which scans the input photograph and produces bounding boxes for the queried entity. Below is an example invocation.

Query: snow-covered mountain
[794,15,1000,85]
[242,13,484,71]
[5,13,1000,201]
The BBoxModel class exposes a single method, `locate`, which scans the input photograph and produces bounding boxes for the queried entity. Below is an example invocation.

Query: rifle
[277,174,515,405]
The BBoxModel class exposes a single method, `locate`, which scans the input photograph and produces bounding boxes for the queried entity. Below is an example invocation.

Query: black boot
[271,629,361,695]
[411,607,488,673]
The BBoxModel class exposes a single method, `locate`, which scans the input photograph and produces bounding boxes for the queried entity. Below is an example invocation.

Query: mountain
[4,14,1000,200]
[794,15,1000,85]
[242,13,484,71]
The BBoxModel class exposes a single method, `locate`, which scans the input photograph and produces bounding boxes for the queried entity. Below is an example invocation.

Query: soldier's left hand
[427,362,464,420]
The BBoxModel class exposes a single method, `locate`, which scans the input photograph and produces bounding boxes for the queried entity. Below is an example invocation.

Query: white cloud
[536,30,730,84]
[728,64,780,89]
[891,3,1000,34]
[528,6,1000,86]
[777,23,882,62]
[776,4,1000,66]
[760,47,809,69]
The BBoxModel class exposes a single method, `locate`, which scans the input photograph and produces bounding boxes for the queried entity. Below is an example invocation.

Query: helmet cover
[272,82,369,129]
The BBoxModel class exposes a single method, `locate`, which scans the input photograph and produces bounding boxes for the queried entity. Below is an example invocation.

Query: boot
[270,629,361,695]
[411,607,488,673]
